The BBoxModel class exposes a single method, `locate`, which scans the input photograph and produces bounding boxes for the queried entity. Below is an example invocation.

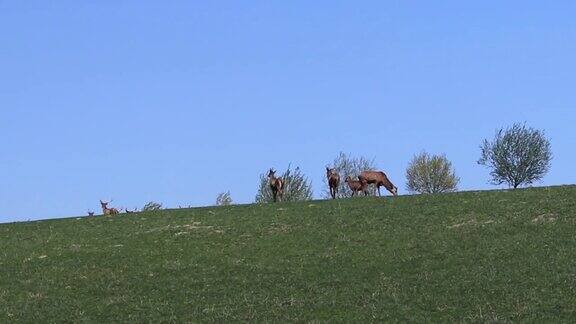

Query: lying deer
[345,176,369,197]
[358,170,398,197]
[326,167,340,199]
[268,168,285,202]
[100,200,119,216]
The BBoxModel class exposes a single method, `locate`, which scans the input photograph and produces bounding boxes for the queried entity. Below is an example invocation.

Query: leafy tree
[255,165,313,203]
[406,152,459,194]
[142,201,163,211]
[216,191,233,206]
[478,123,552,189]
[322,152,377,198]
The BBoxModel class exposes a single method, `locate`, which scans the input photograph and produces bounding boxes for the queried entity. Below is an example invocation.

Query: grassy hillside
[1,186,576,322]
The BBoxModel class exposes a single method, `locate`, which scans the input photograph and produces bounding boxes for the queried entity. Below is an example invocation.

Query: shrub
[406,152,459,194]
[142,201,163,211]
[478,123,552,188]
[216,191,233,206]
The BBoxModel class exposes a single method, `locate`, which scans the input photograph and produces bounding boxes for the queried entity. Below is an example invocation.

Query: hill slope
[1,186,576,322]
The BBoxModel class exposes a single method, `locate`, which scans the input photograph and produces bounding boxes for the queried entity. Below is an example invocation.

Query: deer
[345,176,369,197]
[268,168,285,202]
[100,200,120,216]
[326,167,340,199]
[87,210,95,217]
[358,170,398,197]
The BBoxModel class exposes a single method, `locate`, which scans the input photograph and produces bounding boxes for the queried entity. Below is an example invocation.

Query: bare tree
[478,123,552,189]
[322,152,377,198]
[216,191,233,206]
[255,165,313,203]
[406,152,459,194]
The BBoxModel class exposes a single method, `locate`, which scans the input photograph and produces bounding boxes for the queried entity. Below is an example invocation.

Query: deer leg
[377,185,381,197]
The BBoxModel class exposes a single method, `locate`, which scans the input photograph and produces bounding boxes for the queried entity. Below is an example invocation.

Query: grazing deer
[358,170,398,197]
[100,200,119,216]
[345,176,369,197]
[87,210,94,217]
[326,167,340,199]
[268,168,285,202]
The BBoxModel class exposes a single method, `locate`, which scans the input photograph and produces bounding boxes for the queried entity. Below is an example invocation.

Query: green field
[1,186,576,322]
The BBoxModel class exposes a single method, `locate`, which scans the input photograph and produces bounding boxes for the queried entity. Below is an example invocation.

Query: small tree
[406,152,459,194]
[255,165,314,203]
[322,152,377,198]
[478,123,552,189]
[142,201,163,211]
[216,191,233,206]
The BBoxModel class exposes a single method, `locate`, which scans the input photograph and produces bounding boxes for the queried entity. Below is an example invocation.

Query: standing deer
[345,176,369,197]
[268,168,285,202]
[326,167,340,199]
[358,170,398,197]
[100,200,119,215]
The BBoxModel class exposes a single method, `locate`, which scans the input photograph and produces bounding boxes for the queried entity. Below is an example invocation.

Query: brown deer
[326,167,340,199]
[345,176,369,197]
[268,168,285,202]
[358,170,398,197]
[100,200,119,215]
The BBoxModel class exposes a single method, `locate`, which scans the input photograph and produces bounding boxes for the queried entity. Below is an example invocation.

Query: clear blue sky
[1,1,575,223]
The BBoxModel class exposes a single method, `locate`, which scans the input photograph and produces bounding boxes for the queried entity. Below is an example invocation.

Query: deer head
[100,199,115,210]
[268,169,276,178]
[327,167,338,178]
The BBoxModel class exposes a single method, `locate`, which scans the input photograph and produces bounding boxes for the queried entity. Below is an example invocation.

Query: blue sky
[1,1,575,222]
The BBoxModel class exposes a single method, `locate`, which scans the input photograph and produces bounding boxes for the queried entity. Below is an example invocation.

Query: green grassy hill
[2,186,576,322]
